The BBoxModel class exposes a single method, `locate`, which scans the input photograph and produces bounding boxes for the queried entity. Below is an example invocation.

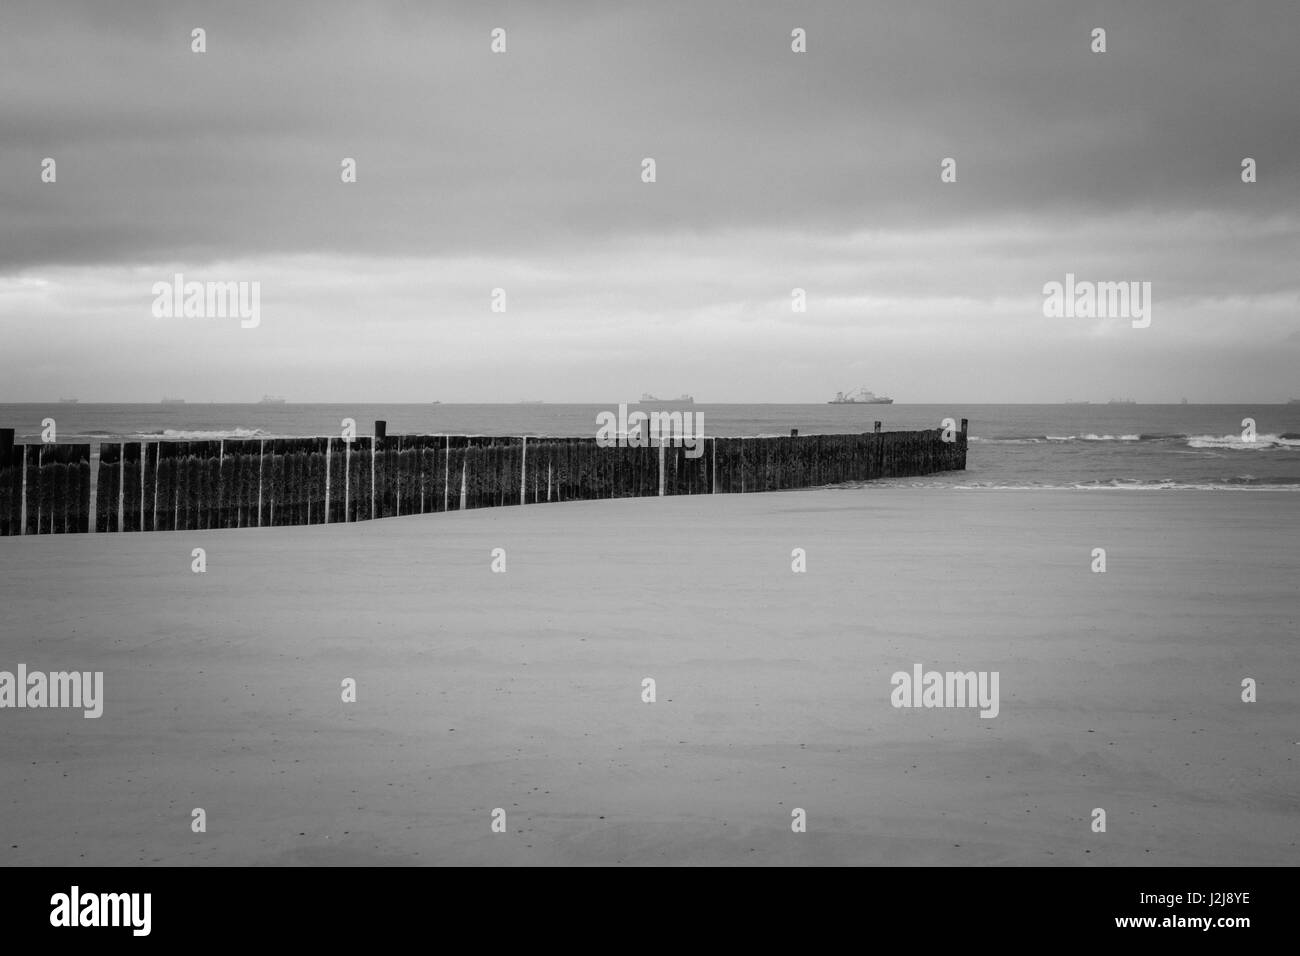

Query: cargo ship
[160,397,186,405]
[258,395,287,404]
[828,387,893,405]
[638,393,694,405]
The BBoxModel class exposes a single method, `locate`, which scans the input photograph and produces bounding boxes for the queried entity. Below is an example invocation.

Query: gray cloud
[3,0,1298,267]
[1,0,1297,401]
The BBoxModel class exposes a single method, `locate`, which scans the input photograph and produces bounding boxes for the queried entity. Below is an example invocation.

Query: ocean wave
[951,478,1300,491]
[137,427,271,441]
[1185,433,1300,450]
[973,432,1300,450]
[841,476,1300,491]
[973,433,1151,444]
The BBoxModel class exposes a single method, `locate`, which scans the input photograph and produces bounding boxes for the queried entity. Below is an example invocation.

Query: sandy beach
[1,488,1297,866]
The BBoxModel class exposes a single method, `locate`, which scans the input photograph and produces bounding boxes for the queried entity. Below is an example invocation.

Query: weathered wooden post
[24,444,40,535]
[171,442,189,530]
[71,444,91,533]
[874,421,881,433]
[790,428,798,437]
[120,442,141,531]
[141,443,158,531]
[153,443,175,531]
[0,429,14,536]
[95,443,122,533]
[374,420,386,441]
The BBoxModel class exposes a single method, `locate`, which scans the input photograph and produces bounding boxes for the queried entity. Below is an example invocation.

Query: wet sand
[1,488,1297,865]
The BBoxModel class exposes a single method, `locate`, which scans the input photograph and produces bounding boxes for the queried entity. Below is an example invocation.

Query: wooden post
[422,439,439,513]
[267,439,283,526]
[489,440,504,507]
[371,435,382,519]
[790,428,798,437]
[70,444,91,533]
[201,441,218,529]
[3,441,18,535]
[478,439,489,506]
[343,437,352,522]
[32,444,48,533]
[433,437,445,512]
[95,443,122,533]
[294,439,305,525]
[874,421,881,433]
[237,440,253,529]
[222,441,235,529]
[47,446,66,533]
[200,441,215,529]
[394,436,407,516]
[410,437,423,513]
[191,442,207,530]
[170,442,188,530]
[461,440,479,509]
[442,437,461,512]
[44,445,64,533]
[190,442,205,530]
[349,437,372,521]
[142,443,158,531]
[0,429,14,536]
[23,445,38,535]
[293,438,306,525]
[278,440,293,526]
[155,443,176,531]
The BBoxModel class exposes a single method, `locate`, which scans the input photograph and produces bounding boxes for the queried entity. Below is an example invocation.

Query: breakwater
[0,422,967,535]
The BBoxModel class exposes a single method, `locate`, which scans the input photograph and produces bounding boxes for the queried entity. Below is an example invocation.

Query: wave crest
[140,427,270,441]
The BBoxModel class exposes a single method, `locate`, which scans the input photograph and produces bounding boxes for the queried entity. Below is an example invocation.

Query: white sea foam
[948,482,1300,491]
[144,427,269,441]
[1186,433,1300,451]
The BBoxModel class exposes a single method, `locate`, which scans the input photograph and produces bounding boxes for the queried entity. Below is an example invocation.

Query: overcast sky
[2,0,1297,402]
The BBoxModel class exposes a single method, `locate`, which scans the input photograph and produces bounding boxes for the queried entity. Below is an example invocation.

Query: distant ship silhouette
[829,387,892,405]
[638,393,694,405]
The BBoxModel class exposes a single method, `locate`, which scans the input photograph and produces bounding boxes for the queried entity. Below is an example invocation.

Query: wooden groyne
[0,422,967,536]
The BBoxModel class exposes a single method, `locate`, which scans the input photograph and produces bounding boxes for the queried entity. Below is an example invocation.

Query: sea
[4,403,1300,491]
